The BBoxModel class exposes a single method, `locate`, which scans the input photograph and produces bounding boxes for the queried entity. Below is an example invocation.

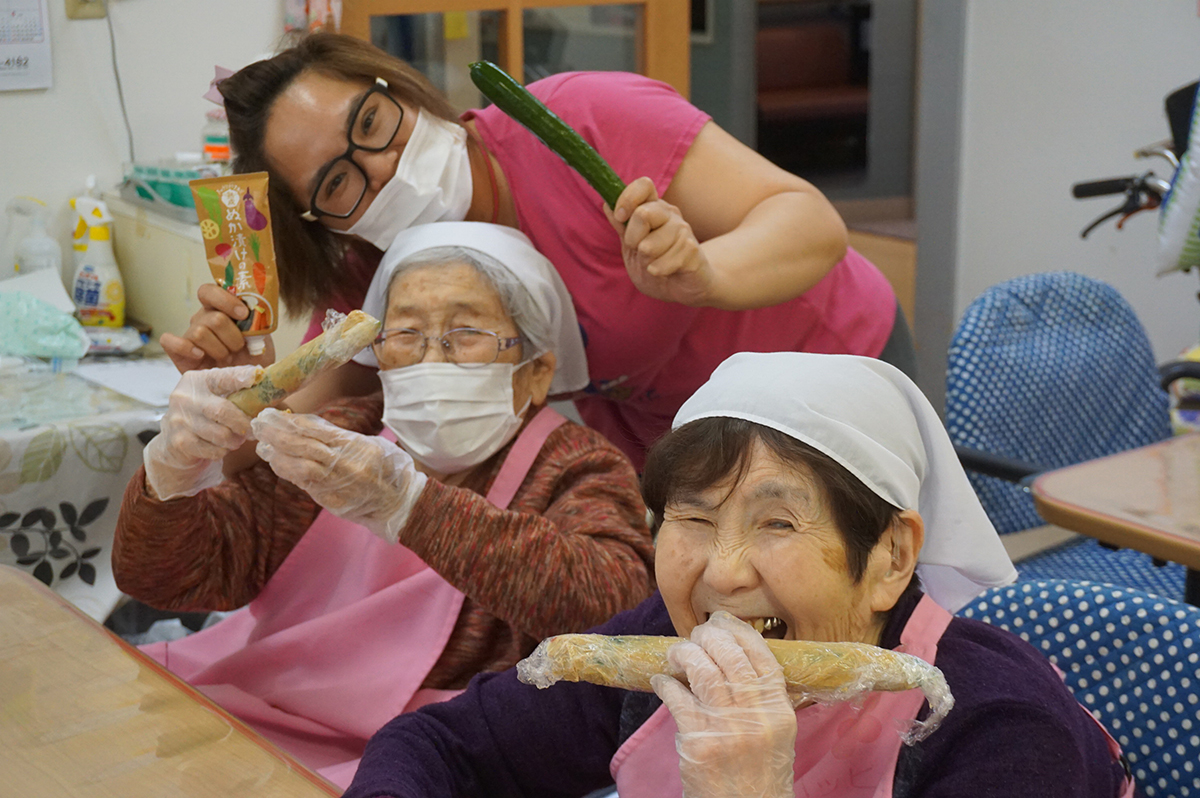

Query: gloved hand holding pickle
[251,408,427,542]
[145,309,382,500]
[142,365,260,500]
[650,613,799,798]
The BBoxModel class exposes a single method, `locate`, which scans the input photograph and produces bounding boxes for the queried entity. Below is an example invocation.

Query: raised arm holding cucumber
[173,32,910,468]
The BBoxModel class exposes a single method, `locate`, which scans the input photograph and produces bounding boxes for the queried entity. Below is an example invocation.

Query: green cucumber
[469,60,626,208]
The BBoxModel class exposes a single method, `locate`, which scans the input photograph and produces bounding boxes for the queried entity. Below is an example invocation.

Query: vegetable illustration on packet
[189,172,280,355]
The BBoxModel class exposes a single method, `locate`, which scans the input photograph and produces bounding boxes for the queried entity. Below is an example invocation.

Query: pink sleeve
[529,72,711,197]
[302,311,324,345]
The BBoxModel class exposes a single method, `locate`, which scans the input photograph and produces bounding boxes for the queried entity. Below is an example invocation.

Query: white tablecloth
[0,370,161,621]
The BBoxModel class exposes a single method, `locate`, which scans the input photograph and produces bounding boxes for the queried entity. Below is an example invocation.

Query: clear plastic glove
[650,612,797,798]
[143,365,259,500]
[251,408,427,543]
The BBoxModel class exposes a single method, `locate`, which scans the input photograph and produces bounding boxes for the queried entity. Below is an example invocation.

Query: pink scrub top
[309,72,897,468]
[470,72,896,467]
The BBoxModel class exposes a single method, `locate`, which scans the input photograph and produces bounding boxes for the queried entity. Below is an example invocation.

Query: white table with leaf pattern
[0,369,161,622]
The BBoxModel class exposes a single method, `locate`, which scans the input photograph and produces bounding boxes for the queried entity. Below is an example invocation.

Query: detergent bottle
[69,176,101,273]
[5,196,62,279]
[71,199,125,327]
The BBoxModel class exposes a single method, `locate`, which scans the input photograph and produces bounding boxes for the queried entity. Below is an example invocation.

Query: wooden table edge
[1031,480,1200,571]
[0,565,342,796]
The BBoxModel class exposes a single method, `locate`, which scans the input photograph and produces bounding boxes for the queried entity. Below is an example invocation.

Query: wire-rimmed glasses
[300,77,404,221]
[373,327,523,369]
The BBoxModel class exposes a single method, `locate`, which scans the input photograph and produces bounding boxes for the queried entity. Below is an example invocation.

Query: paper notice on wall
[0,0,51,91]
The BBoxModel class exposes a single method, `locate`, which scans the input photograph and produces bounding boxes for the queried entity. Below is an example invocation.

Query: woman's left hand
[251,408,427,542]
[606,177,716,307]
[651,612,797,798]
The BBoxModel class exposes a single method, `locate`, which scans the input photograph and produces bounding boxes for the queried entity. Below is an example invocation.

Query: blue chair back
[946,271,1171,534]
[959,580,1200,798]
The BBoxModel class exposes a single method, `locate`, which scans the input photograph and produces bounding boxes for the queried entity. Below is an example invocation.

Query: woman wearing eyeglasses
[163,32,912,470]
[112,222,655,789]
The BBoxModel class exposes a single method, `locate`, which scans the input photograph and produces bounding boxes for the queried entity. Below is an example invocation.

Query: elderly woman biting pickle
[340,352,1135,798]
[111,222,654,788]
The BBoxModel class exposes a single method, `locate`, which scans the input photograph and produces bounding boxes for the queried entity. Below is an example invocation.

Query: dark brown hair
[642,417,912,586]
[218,32,458,315]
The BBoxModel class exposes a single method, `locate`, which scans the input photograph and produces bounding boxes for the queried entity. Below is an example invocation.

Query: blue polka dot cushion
[1016,537,1186,602]
[946,272,1172,535]
[959,580,1200,798]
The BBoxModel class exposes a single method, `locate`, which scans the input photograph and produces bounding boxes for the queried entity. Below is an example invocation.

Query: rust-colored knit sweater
[113,394,655,689]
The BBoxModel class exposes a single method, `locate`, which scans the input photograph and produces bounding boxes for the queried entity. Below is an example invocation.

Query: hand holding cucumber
[469,61,715,306]
[606,178,716,308]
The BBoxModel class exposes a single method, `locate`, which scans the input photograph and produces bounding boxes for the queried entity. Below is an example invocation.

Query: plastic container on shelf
[120,157,227,224]
[202,108,231,163]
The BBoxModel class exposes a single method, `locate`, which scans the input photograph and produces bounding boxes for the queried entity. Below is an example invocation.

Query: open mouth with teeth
[750,617,788,639]
[706,613,789,639]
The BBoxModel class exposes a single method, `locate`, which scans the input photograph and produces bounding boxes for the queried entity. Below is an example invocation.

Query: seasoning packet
[188,172,279,356]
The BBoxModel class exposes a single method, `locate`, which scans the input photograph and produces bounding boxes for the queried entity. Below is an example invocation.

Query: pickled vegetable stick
[228,310,382,417]
[517,634,954,743]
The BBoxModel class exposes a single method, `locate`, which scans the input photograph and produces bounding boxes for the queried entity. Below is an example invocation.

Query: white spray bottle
[5,197,63,279]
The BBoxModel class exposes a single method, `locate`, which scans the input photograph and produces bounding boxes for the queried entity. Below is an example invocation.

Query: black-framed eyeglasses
[373,327,523,369]
[300,77,404,221]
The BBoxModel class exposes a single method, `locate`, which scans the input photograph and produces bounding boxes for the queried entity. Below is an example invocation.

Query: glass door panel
[369,5,641,109]
[343,0,687,99]
[522,6,640,83]
[371,12,500,110]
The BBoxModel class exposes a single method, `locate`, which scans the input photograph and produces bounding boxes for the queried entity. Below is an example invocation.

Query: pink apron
[142,407,567,788]
[611,595,1135,798]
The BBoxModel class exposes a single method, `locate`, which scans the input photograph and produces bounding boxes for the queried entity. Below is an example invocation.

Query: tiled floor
[849,218,916,241]
[999,524,1077,563]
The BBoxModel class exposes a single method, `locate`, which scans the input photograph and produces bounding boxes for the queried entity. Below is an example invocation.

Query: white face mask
[342,112,474,250]
[380,361,531,475]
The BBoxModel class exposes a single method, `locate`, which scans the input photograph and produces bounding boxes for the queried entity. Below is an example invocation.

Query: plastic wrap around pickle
[228,310,382,417]
[516,634,954,744]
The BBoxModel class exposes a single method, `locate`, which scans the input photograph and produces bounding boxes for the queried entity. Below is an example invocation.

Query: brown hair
[642,417,916,589]
[218,32,458,315]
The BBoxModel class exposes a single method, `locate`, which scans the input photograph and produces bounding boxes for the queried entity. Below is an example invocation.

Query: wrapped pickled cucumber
[517,633,954,743]
[228,310,381,417]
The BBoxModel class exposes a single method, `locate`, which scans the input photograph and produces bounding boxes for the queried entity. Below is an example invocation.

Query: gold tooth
[763,617,778,633]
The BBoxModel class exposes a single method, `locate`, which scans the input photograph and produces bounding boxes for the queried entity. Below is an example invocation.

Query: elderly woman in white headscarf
[112,222,655,788]
[340,352,1134,798]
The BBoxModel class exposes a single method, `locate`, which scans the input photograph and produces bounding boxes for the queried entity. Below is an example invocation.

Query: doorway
[754,0,916,214]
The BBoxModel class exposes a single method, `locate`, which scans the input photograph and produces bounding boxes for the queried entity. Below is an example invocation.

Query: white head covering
[353,222,588,395]
[673,352,1017,613]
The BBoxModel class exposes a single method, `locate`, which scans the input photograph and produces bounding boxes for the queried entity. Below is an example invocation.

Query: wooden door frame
[341,0,690,98]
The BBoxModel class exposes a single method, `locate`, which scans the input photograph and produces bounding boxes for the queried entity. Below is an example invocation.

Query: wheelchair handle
[1159,359,1200,391]
[1072,177,1136,199]
[953,444,1043,487]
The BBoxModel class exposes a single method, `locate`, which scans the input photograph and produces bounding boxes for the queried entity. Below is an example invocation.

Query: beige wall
[954,0,1200,361]
[0,2,282,275]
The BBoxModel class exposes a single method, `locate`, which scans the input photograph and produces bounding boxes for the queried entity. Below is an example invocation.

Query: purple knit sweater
[344,590,1129,798]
